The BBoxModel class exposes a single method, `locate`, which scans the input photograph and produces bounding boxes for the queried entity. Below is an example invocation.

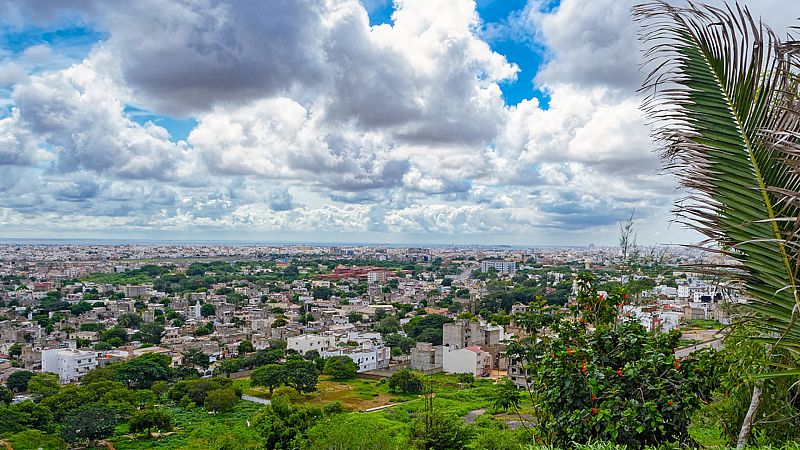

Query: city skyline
[0,0,796,246]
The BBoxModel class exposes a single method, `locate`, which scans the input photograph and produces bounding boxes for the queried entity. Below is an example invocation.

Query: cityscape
[2,0,800,449]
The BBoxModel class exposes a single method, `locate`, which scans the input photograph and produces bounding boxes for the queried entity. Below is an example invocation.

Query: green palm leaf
[634,1,800,358]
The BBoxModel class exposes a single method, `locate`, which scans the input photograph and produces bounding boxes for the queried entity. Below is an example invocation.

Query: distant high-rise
[480,260,516,274]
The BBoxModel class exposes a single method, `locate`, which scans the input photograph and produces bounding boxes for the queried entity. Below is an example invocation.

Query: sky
[0,0,798,246]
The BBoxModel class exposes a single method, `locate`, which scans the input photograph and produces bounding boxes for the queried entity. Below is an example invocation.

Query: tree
[60,403,117,446]
[182,348,211,370]
[128,409,173,437]
[492,379,521,412]
[410,409,470,450]
[8,343,22,358]
[138,322,165,345]
[323,356,358,380]
[388,369,423,394]
[0,386,12,404]
[6,370,34,393]
[385,333,415,354]
[284,359,318,394]
[201,303,216,317]
[217,357,243,377]
[27,373,60,400]
[115,353,172,388]
[347,312,363,324]
[238,339,255,354]
[205,388,238,413]
[252,395,324,449]
[634,4,800,446]
[375,316,401,335]
[251,364,286,395]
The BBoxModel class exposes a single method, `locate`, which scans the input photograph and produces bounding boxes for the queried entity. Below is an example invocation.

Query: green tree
[128,408,174,437]
[237,339,255,354]
[6,370,33,393]
[8,343,22,358]
[375,316,401,335]
[388,369,423,394]
[251,364,286,395]
[115,353,172,388]
[0,386,12,404]
[410,409,470,450]
[27,373,60,400]
[217,357,243,377]
[182,348,211,370]
[205,388,238,413]
[347,312,363,324]
[284,359,318,394]
[138,322,165,345]
[201,303,216,317]
[60,403,117,447]
[323,356,358,380]
[635,4,800,445]
[252,395,323,449]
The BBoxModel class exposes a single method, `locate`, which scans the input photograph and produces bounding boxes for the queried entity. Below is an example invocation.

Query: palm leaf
[634,1,800,358]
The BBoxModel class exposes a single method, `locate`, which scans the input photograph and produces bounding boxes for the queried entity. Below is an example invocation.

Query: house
[410,342,443,373]
[442,346,491,377]
[42,348,98,384]
[287,334,336,354]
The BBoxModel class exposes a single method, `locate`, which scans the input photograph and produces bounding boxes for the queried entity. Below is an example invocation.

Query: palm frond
[634,1,800,354]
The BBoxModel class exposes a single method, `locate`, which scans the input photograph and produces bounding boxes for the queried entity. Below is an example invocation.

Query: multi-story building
[42,348,98,383]
[287,334,336,354]
[410,342,443,373]
[480,260,516,274]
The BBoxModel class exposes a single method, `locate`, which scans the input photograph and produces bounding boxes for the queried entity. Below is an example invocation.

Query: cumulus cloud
[0,0,797,243]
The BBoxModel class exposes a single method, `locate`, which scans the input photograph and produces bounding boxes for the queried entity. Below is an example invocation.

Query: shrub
[388,369,424,394]
[205,388,238,413]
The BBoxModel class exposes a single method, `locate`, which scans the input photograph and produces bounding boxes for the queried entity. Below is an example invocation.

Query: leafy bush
[389,369,424,394]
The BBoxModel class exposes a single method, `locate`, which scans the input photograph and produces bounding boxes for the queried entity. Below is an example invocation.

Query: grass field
[111,402,265,450]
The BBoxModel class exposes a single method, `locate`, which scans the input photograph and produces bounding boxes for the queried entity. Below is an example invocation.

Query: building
[442,346,491,376]
[42,348,98,383]
[367,271,388,285]
[287,334,336,354]
[410,342,443,373]
[480,260,516,274]
[323,343,390,372]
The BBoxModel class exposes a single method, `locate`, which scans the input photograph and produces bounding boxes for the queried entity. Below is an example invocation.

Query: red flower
[668,400,673,406]
[591,394,597,401]
[591,407,598,415]
[566,348,575,355]
[673,361,681,369]
[616,369,623,377]
[623,294,628,300]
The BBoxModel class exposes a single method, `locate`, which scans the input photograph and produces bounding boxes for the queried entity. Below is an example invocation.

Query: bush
[272,386,303,403]
[388,369,424,394]
[531,319,716,448]
[205,388,238,413]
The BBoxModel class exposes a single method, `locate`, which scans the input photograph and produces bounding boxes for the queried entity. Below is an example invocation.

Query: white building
[42,349,98,384]
[287,334,336,354]
[480,261,516,274]
[442,346,492,376]
[323,343,390,372]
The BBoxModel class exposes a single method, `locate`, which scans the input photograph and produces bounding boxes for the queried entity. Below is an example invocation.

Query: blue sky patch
[1,24,105,60]
[124,106,198,142]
